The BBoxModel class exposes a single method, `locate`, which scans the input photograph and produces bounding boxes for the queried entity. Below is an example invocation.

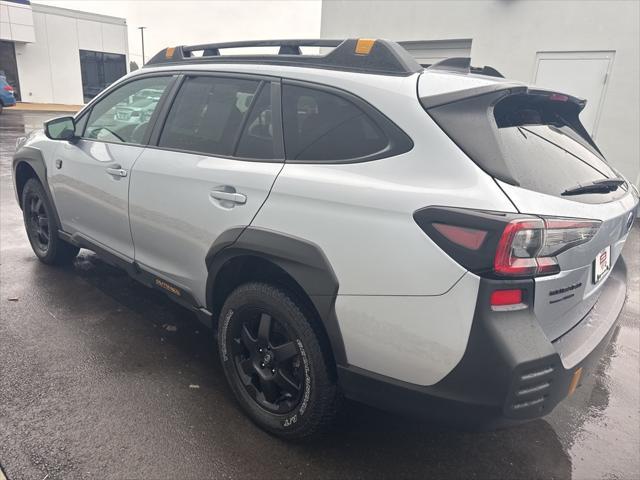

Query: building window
[0,40,21,101]
[79,50,127,103]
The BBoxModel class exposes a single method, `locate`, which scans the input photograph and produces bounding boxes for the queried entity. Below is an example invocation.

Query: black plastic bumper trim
[338,257,628,427]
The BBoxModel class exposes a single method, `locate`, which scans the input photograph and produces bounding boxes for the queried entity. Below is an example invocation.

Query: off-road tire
[218,282,341,440]
[22,178,79,265]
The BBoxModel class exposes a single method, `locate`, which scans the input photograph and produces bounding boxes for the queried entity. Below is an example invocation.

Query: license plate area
[592,245,611,284]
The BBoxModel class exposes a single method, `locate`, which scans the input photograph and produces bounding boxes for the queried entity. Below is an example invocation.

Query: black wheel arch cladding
[13,146,63,229]
[206,226,347,367]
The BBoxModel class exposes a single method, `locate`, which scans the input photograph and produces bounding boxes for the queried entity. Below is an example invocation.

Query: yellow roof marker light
[355,39,376,55]
[165,47,176,59]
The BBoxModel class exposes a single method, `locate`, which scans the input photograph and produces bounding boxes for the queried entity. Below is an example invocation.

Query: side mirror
[44,116,76,141]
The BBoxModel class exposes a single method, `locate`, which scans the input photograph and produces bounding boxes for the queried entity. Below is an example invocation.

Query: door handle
[210,188,247,205]
[106,166,128,178]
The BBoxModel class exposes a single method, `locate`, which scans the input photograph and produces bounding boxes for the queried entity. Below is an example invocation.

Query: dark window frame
[281,79,413,164]
[72,69,412,165]
[147,71,285,163]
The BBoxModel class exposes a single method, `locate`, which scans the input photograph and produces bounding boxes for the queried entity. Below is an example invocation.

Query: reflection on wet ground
[1,110,638,479]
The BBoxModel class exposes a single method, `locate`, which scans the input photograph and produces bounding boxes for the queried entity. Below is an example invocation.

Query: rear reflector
[3,85,13,92]
[432,223,487,250]
[490,289,523,306]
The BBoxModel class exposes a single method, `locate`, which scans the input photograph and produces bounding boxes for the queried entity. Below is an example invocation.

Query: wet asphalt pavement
[0,110,639,480]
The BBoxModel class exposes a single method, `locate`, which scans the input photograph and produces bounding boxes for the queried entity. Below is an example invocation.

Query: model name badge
[155,278,181,297]
[549,282,582,297]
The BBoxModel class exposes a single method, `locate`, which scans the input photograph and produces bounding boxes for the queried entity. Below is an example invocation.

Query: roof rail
[144,39,423,76]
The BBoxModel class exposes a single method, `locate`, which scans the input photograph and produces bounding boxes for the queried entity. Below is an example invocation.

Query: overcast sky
[37,0,322,65]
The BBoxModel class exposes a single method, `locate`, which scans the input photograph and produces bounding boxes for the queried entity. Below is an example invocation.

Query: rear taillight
[3,85,13,92]
[494,217,600,277]
[413,207,601,279]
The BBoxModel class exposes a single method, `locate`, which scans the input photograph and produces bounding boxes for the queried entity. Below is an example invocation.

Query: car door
[49,75,175,260]
[128,74,284,306]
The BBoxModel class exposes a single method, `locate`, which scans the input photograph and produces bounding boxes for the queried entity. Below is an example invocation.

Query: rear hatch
[419,73,639,341]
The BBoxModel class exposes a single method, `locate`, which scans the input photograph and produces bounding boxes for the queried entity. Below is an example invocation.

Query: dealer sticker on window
[593,245,611,284]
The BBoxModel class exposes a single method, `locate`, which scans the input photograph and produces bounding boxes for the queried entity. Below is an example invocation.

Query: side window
[282,84,388,161]
[235,84,276,159]
[84,76,172,144]
[158,76,260,157]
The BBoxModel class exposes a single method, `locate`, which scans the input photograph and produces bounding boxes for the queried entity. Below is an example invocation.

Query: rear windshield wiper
[561,178,626,196]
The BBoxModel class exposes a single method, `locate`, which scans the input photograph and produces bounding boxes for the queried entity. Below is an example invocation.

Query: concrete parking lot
[1,109,639,480]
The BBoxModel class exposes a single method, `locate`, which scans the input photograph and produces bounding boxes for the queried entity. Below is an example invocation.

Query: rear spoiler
[422,57,505,78]
[421,85,601,186]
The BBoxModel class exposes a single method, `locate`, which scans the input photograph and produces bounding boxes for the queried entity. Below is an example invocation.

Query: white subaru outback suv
[13,39,638,440]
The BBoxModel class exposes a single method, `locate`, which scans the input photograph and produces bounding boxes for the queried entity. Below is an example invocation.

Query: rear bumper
[338,256,627,427]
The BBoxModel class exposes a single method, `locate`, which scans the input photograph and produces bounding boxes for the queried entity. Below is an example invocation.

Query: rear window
[496,125,617,197]
[426,90,624,202]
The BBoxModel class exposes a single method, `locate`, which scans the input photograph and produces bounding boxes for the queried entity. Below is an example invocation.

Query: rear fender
[206,226,347,366]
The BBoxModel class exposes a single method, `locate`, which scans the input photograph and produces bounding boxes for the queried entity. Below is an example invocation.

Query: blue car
[0,75,17,113]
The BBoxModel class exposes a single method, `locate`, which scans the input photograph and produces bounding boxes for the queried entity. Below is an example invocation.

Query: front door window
[83,76,172,145]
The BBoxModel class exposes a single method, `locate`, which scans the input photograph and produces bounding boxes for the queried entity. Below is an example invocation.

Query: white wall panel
[7,3,34,26]
[14,12,53,103]
[77,19,103,51]
[44,13,84,105]
[101,23,127,54]
[0,4,9,21]
[0,1,35,42]
[0,21,10,39]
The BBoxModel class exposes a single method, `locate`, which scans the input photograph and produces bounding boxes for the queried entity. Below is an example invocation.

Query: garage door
[534,51,614,138]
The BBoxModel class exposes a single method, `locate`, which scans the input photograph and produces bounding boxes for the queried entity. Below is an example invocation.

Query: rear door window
[282,84,389,161]
[159,76,260,157]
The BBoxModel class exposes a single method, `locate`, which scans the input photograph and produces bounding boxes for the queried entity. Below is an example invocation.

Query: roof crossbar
[145,38,423,76]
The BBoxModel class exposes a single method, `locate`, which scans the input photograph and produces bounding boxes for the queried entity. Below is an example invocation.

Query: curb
[8,102,82,113]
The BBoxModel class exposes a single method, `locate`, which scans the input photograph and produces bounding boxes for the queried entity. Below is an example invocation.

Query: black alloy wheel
[21,178,79,264]
[218,282,341,440]
[232,309,304,414]
[25,190,50,254]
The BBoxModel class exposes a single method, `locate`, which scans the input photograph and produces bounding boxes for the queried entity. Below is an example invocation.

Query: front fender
[13,145,62,229]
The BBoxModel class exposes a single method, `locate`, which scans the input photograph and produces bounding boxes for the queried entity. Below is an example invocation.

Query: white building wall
[0,0,36,43]
[320,0,640,191]
[13,3,128,105]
